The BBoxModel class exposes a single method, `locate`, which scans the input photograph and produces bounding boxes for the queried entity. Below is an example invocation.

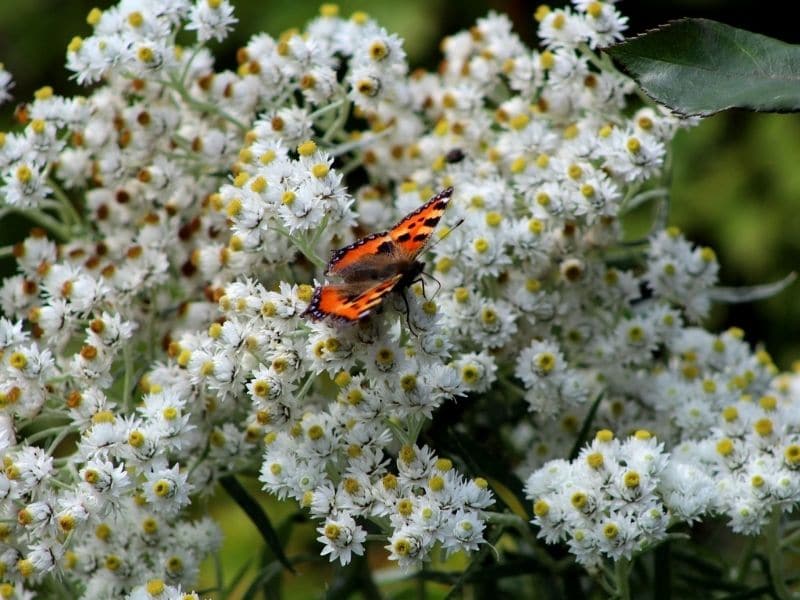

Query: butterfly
[302,187,454,323]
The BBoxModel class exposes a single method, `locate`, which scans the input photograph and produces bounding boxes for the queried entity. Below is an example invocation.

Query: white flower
[385,526,426,569]
[186,0,237,42]
[142,464,192,516]
[0,63,13,105]
[316,513,367,565]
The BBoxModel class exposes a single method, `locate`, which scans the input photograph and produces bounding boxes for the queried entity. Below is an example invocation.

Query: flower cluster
[0,0,798,596]
[527,431,671,569]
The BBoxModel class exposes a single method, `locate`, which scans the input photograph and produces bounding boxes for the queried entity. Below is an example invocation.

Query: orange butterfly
[302,187,454,323]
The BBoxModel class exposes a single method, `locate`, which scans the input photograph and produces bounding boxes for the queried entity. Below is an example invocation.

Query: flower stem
[48,178,83,228]
[767,509,793,600]
[24,423,72,444]
[271,224,327,269]
[323,98,351,144]
[162,74,248,132]
[310,98,344,121]
[47,426,77,455]
[123,343,134,412]
[296,373,316,401]
[614,557,631,600]
[329,127,392,157]
[14,207,71,241]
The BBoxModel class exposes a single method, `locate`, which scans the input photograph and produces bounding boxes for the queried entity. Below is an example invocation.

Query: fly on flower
[302,187,454,323]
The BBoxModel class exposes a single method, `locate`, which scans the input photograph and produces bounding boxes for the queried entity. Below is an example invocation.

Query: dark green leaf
[241,562,282,600]
[653,540,671,600]
[325,555,383,600]
[605,19,800,116]
[220,476,295,574]
[568,392,604,461]
[223,557,254,599]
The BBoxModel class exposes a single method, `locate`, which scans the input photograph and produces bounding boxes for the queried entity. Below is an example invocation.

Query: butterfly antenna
[426,217,465,254]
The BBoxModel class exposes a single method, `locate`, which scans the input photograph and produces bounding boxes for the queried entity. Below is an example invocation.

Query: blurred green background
[2,1,800,597]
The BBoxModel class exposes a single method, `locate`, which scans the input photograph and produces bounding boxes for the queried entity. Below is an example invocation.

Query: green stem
[484,511,528,528]
[162,75,248,133]
[23,423,72,444]
[186,444,210,480]
[47,425,76,455]
[0,245,14,258]
[734,533,757,583]
[620,187,668,213]
[497,373,527,400]
[767,509,793,600]
[339,158,363,177]
[310,98,344,121]
[329,127,392,157]
[322,98,351,144]
[147,290,158,363]
[296,373,316,401]
[614,557,631,600]
[47,178,83,228]
[178,45,203,87]
[122,343,134,412]
[271,224,326,269]
[310,213,330,247]
[48,477,73,490]
[15,208,71,241]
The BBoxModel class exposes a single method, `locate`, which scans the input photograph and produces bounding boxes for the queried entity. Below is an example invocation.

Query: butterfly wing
[389,186,453,257]
[325,187,454,279]
[325,231,394,279]
[309,188,454,323]
[303,274,404,322]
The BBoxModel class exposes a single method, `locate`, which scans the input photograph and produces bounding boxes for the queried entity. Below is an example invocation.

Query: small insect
[445,148,465,164]
[302,187,454,323]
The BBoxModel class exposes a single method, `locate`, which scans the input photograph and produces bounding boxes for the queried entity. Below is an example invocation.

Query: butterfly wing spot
[390,187,454,256]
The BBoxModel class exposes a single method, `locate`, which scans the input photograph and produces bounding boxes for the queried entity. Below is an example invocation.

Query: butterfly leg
[399,287,419,336]
[419,271,442,299]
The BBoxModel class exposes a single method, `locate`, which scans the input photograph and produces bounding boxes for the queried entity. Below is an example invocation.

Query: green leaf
[605,19,800,116]
[709,272,796,303]
[220,476,295,574]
